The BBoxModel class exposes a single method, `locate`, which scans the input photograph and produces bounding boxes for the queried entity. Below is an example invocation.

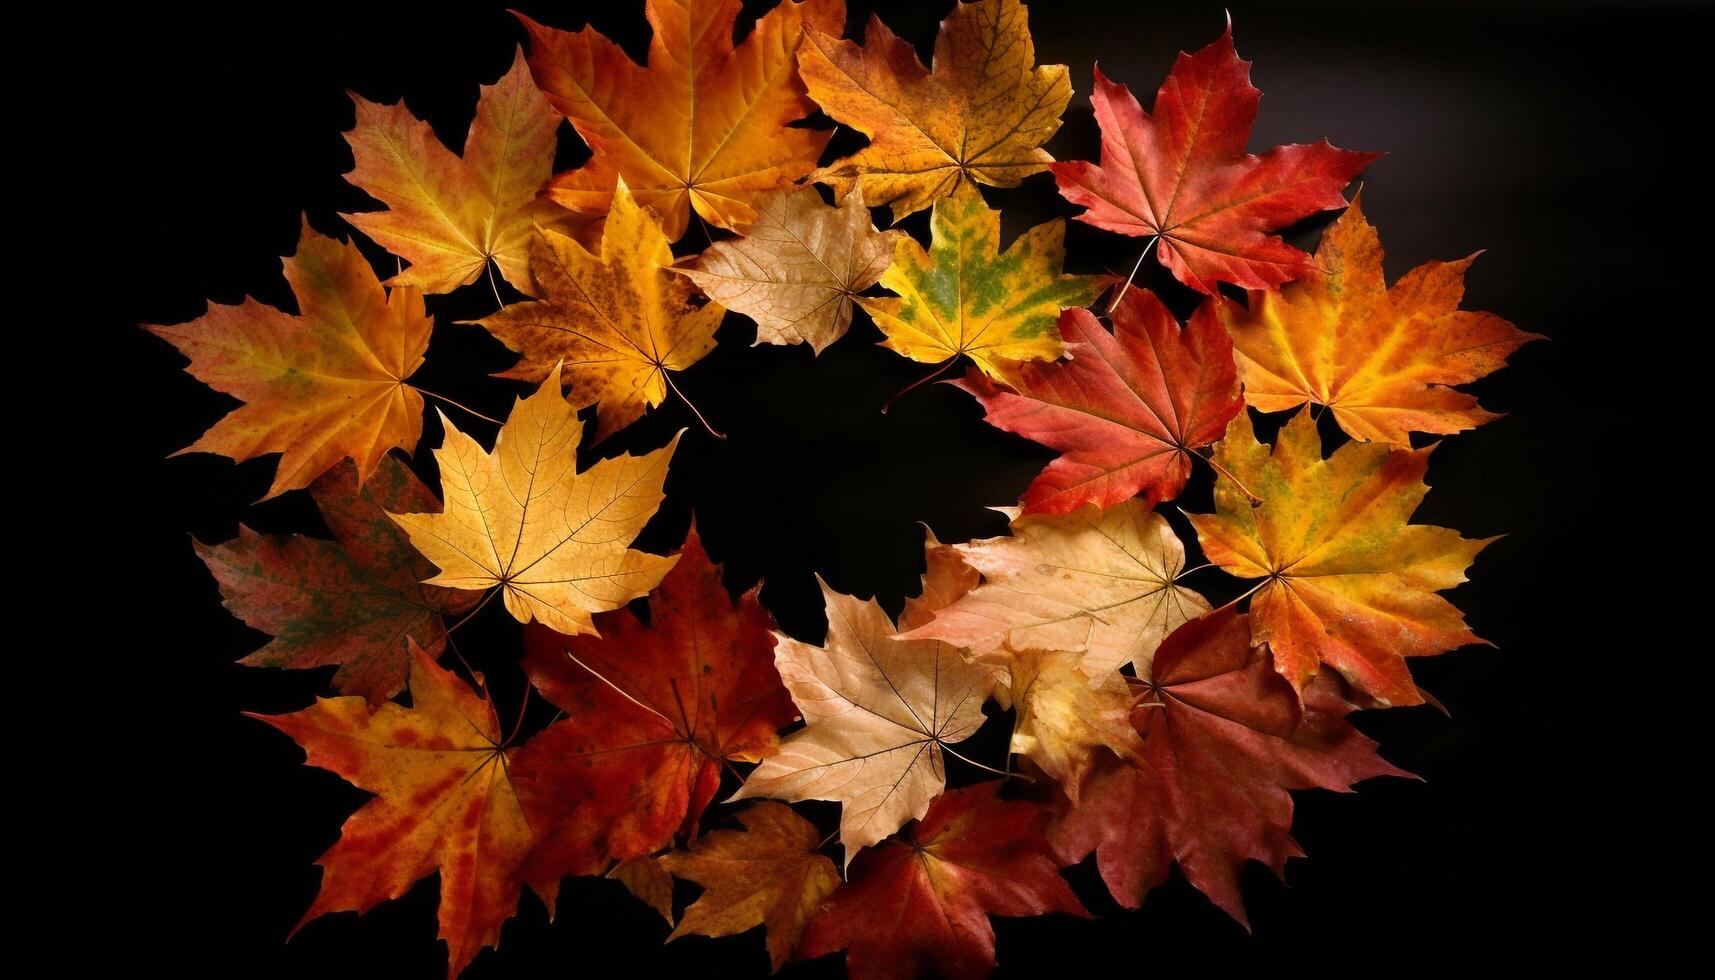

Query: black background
[125,1,1680,976]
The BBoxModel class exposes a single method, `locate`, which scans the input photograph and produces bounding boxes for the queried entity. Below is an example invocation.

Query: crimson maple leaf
[1051,24,1379,294]
[507,528,798,880]
[1047,607,1411,924]
[799,782,1086,979]
[958,288,1243,515]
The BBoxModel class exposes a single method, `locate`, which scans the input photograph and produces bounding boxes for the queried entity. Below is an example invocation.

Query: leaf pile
[142,1,1536,976]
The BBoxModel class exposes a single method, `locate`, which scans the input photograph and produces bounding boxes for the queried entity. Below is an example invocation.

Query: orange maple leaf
[517,0,846,240]
[249,642,543,978]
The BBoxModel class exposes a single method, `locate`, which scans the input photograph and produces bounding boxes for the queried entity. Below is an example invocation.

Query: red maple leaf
[1048,607,1413,924]
[957,288,1243,515]
[508,528,798,881]
[1051,24,1379,294]
[799,782,1086,979]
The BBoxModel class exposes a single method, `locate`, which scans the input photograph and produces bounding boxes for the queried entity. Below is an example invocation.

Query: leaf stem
[444,587,500,638]
[487,260,504,311]
[1194,448,1261,504]
[560,645,679,730]
[940,743,1029,781]
[1107,236,1159,314]
[663,369,726,440]
[882,357,958,414]
[411,384,505,425]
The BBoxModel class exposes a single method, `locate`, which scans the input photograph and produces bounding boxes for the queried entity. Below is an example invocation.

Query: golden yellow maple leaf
[1186,410,1494,707]
[516,0,846,241]
[144,218,430,499]
[342,48,594,295]
[858,182,1110,380]
[659,802,841,972]
[1221,196,1543,446]
[388,363,679,637]
[675,187,901,353]
[474,179,725,442]
[800,0,1071,220]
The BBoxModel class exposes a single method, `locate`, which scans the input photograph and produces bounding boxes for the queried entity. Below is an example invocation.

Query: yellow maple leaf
[800,0,1071,220]
[144,218,430,499]
[516,0,846,241]
[342,47,595,295]
[858,182,1110,381]
[1221,196,1543,446]
[388,363,679,637]
[1187,411,1494,707]
[474,179,725,442]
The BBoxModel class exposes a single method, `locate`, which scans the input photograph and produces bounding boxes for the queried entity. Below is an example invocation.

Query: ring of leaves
[141,2,1538,978]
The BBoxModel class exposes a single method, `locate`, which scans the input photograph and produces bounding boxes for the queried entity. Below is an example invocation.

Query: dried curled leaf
[1008,648,1147,802]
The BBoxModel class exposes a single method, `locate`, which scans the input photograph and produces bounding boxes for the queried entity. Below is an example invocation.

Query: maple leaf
[901,501,1209,680]
[342,48,594,295]
[1220,195,1543,445]
[516,0,846,241]
[387,363,679,637]
[507,529,797,880]
[732,577,1003,866]
[1051,25,1379,294]
[799,0,1071,221]
[958,288,1243,516]
[798,782,1086,980]
[610,856,675,923]
[473,179,725,442]
[898,527,982,632]
[1047,607,1411,925]
[193,456,477,706]
[248,641,541,978]
[1186,410,1493,706]
[658,801,841,972]
[143,218,430,499]
[858,182,1111,381]
[674,187,902,353]
[1008,649,1146,802]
